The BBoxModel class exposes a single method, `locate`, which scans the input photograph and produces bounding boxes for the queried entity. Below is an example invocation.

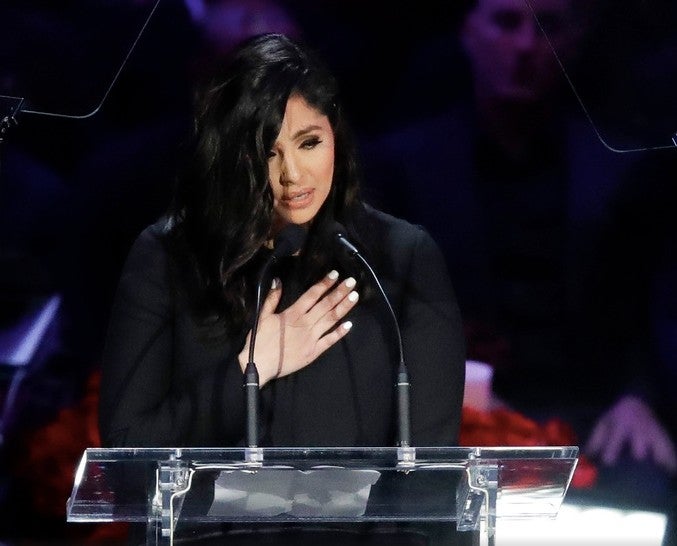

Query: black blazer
[99,206,466,448]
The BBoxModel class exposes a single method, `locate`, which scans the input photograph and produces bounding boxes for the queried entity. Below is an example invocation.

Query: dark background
[1,0,676,543]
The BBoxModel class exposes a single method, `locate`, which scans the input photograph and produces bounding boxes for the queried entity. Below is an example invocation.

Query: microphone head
[271,223,307,259]
[329,221,359,257]
[329,220,347,239]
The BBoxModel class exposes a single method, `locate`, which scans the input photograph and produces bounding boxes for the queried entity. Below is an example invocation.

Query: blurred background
[1,0,676,544]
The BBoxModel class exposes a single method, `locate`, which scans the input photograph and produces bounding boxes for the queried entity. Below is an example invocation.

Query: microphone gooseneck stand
[332,223,413,461]
[244,224,306,464]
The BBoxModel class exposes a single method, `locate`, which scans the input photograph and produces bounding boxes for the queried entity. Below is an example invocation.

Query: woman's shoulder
[129,216,173,250]
[356,205,451,293]
[121,217,175,274]
[361,203,432,246]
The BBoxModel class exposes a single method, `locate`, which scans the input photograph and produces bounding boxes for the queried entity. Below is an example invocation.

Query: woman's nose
[280,155,301,185]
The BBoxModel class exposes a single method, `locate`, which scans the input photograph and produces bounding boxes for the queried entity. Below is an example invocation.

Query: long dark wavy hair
[167,33,367,332]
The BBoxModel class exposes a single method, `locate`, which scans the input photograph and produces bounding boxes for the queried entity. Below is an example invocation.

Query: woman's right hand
[238,270,359,386]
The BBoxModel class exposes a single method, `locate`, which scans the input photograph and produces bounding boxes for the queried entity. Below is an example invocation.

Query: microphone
[245,224,306,452]
[330,222,412,449]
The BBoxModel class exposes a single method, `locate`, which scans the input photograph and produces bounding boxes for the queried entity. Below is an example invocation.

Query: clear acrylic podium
[67,446,578,546]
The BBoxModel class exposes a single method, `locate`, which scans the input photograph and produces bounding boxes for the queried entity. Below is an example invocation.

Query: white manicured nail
[271,277,280,289]
[345,277,356,288]
[348,291,359,302]
[327,270,339,280]
[342,321,353,331]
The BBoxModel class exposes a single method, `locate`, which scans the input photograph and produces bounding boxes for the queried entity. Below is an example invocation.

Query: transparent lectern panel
[67,451,155,521]
[174,464,461,525]
[525,0,677,151]
[67,446,579,528]
[0,0,162,118]
[495,456,577,518]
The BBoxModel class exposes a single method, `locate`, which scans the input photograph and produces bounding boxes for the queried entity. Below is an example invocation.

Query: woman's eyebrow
[290,125,324,139]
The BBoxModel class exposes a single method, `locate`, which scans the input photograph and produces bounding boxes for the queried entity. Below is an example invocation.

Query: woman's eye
[267,150,277,159]
[301,137,321,149]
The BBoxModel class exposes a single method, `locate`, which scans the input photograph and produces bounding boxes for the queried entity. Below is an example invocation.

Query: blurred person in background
[362,0,676,517]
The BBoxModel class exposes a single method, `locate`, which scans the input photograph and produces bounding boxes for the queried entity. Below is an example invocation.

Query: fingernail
[348,291,359,302]
[345,277,356,288]
[342,321,353,331]
[327,270,339,280]
[271,277,280,289]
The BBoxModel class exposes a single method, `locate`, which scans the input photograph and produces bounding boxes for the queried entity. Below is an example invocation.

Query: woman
[99,33,465,453]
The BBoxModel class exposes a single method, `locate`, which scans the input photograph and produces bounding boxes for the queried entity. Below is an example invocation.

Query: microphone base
[396,446,417,470]
[244,446,264,467]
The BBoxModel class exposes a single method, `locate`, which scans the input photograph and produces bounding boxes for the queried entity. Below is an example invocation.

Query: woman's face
[268,94,335,234]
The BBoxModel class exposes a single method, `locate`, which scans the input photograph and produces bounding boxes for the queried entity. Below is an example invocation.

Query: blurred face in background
[460,0,580,103]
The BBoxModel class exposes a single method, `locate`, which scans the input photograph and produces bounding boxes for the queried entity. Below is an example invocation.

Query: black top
[99,206,466,448]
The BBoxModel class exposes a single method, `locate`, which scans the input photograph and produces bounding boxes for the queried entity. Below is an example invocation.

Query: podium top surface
[68,446,579,526]
[77,445,578,462]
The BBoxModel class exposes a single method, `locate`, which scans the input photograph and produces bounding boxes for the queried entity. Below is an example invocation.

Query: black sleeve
[98,227,247,447]
[400,226,466,446]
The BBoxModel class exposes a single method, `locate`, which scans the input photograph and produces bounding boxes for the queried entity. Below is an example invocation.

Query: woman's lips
[281,189,314,209]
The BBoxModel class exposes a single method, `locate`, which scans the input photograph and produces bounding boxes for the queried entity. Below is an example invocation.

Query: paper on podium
[207,466,381,518]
